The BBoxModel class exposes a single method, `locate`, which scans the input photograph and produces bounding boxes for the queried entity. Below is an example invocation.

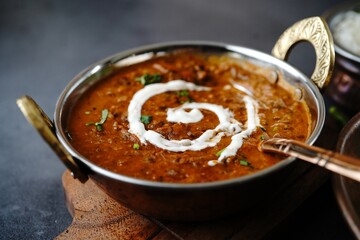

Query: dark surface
[0,0,356,239]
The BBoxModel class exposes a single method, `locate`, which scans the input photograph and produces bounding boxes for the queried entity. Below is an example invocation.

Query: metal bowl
[324,2,360,113]
[17,17,334,220]
[334,112,360,239]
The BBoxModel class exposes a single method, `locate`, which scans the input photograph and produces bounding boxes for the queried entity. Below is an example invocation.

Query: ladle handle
[16,96,88,183]
[272,16,335,90]
[261,138,360,182]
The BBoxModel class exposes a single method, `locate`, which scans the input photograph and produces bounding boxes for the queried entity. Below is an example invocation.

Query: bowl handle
[272,16,335,90]
[16,96,88,183]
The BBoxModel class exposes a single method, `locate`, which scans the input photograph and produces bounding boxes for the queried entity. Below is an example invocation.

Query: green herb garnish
[177,89,193,103]
[177,90,190,97]
[133,143,140,150]
[260,135,266,140]
[239,159,250,166]
[136,74,162,86]
[215,148,226,157]
[329,106,349,126]
[86,109,109,131]
[140,115,153,125]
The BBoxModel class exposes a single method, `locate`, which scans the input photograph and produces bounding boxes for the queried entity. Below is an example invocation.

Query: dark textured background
[0,0,355,239]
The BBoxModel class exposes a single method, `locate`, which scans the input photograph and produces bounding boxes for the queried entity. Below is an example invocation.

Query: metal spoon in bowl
[261,138,360,182]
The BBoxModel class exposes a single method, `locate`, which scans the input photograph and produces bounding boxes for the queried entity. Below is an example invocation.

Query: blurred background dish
[324,2,360,114]
[334,112,360,239]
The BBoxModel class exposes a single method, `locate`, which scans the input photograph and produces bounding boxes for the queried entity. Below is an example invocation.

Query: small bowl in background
[324,2,360,114]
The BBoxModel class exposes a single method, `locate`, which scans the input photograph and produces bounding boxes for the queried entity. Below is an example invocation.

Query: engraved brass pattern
[272,17,335,90]
[261,138,360,182]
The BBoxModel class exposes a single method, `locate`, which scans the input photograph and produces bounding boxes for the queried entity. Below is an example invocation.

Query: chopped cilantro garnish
[177,90,190,97]
[95,124,103,131]
[215,148,226,157]
[239,159,250,166]
[177,89,193,103]
[260,135,266,140]
[140,115,153,125]
[133,143,140,150]
[136,74,162,86]
[85,109,109,131]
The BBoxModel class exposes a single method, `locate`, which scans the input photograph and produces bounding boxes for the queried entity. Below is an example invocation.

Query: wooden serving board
[57,164,328,240]
[56,102,342,240]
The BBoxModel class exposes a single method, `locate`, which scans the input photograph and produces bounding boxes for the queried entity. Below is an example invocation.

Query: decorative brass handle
[272,17,335,90]
[261,138,360,182]
[16,96,88,183]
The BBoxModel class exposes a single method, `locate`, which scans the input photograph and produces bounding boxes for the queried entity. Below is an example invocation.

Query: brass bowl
[17,17,334,220]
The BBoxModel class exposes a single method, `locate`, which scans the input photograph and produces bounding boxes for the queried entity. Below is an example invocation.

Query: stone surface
[0,0,354,239]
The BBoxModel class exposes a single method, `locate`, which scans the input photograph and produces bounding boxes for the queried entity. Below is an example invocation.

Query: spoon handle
[261,138,360,182]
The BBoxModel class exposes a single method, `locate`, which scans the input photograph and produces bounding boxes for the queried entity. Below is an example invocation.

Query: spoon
[261,138,360,182]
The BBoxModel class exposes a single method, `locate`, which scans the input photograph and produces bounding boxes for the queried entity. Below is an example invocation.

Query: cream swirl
[127,80,260,166]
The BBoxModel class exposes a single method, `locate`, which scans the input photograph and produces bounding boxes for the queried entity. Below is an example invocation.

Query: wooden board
[57,163,328,240]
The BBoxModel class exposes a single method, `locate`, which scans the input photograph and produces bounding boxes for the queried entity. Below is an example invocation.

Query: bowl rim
[54,40,325,189]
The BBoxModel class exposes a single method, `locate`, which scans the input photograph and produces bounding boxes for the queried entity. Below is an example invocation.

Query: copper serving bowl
[17,17,334,220]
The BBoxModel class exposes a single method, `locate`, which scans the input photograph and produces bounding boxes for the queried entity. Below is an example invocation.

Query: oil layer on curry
[67,49,310,183]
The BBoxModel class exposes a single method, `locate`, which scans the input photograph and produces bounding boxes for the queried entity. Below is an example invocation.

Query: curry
[66,49,310,183]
